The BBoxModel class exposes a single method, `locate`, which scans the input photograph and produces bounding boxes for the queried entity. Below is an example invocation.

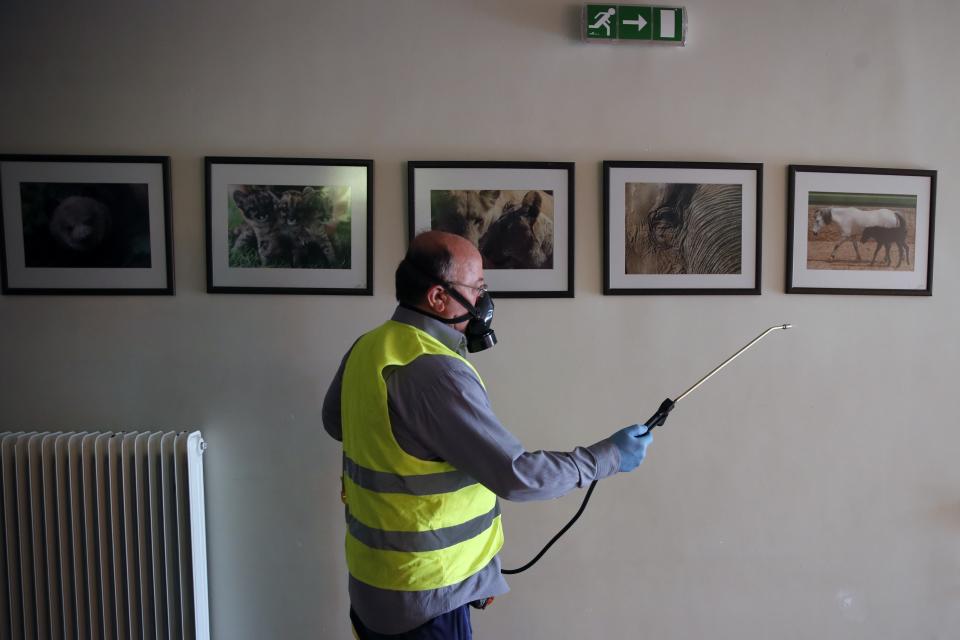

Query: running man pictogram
[588,7,616,36]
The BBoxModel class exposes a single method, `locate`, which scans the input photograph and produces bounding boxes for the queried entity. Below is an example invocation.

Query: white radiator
[0,431,209,640]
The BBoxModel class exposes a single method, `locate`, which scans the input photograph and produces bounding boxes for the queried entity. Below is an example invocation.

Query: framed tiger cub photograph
[205,157,373,294]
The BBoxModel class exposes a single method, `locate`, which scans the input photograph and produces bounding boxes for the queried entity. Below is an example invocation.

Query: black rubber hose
[502,398,674,575]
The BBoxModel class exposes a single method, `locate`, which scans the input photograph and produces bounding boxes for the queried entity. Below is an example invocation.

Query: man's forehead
[452,250,484,283]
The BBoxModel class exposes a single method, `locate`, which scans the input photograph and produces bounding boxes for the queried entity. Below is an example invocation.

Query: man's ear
[424,284,447,313]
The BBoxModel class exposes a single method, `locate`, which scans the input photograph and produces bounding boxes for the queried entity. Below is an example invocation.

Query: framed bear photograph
[0,154,173,295]
[603,161,762,295]
[786,165,936,295]
[407,161,574,298]
[205,157,373,294]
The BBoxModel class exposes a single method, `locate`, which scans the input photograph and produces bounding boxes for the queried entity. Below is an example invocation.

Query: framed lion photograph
[205,157,373,294]
[407,161,574,298]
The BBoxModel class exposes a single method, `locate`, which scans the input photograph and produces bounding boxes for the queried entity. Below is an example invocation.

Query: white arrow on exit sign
[622,14,647,30]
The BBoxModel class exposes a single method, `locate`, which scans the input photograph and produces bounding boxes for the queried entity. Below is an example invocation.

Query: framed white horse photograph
[787,165,937,295]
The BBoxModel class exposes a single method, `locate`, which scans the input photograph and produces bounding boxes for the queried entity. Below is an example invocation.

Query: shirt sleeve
[386,355,621,502]
[321,349,350,442]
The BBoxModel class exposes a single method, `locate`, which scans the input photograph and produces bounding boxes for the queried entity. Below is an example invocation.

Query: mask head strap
[398,257,478,323]
[398,255,497,352]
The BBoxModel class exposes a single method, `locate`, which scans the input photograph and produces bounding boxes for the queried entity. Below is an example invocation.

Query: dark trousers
[350,604,472,640]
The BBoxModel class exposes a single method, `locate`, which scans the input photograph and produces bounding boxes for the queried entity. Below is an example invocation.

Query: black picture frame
[205,156,373,295]
[0,154,173,295]
[407,161,575,298]
[603,161,763,295]
[786,165,936,295]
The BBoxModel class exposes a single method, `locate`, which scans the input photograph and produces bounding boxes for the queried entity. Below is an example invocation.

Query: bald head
[411,230,481,272]
[395,231,485,326]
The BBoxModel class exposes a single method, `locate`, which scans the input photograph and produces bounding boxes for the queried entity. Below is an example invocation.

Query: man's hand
[610,424,653,472]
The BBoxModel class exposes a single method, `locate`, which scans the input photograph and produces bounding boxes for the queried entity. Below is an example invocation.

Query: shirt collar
[391,305,468,356]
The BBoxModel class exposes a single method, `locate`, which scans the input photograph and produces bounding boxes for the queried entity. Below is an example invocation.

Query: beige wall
[2,1,959,637]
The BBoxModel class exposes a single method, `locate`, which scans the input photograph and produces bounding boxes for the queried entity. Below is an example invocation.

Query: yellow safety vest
[340,320,504,591]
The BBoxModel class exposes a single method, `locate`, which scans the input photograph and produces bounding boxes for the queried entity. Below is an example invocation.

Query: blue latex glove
[610,424,653,472]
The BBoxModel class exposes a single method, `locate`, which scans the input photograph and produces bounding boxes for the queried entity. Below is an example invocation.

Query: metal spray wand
[503,323,793,575]
[641,324,793,433]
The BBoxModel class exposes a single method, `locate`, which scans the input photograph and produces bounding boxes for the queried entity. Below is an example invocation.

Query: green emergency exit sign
[583,4,686,45]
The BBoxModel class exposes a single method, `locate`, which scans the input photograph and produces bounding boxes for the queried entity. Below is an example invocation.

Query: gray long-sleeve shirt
[322,306,621,634]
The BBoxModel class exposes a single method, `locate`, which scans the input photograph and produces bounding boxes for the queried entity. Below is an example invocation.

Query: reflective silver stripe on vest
[343,454,478,495]
[346,502,501,552]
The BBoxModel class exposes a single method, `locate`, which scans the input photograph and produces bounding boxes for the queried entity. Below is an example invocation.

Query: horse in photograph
[811,206,902,262]
[478,190,554,269]
[629,183,742,274]
[860,211,910,268]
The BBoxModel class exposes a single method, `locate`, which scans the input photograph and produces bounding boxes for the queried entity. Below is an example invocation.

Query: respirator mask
[441,283,497,353]
[399,259,498,353]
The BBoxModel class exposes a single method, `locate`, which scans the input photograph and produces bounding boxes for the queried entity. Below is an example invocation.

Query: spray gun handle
[642,398,675,434]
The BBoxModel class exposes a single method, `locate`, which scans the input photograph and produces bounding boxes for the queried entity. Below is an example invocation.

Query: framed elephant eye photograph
[787,165,936,295]
[1,154,173,295]
[603,161,762,295]
[407,161,574,298]
[205,157,373,294]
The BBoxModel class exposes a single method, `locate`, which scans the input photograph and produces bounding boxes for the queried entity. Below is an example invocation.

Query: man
[322,230,652,639]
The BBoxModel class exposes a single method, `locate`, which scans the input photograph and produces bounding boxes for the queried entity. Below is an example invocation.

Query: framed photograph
[787,165,936,295]
[205,157,373,294]
[407,161,574,298]
[1,154,173,295]
[604,161,762,295]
